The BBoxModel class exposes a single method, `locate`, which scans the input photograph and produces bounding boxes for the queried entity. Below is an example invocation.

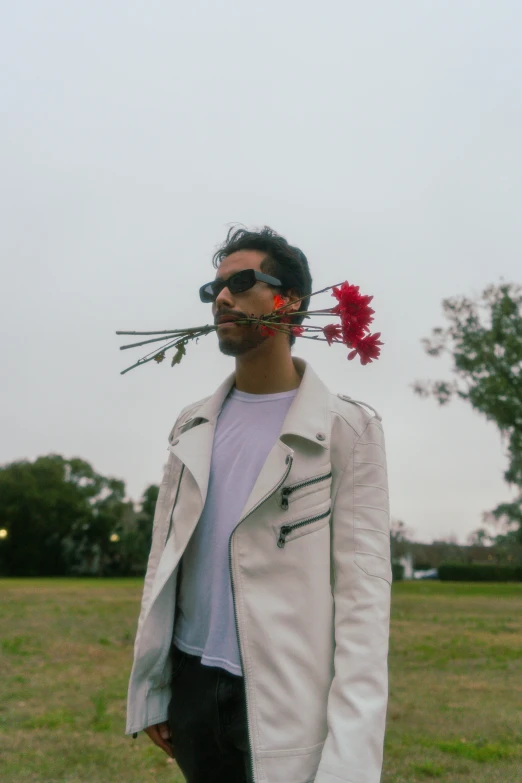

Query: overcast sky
[1,1,521,544]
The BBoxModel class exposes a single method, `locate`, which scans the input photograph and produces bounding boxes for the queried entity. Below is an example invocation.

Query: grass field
[0,579,521,783]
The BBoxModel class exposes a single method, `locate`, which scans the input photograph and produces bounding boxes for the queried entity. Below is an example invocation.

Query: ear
[285,290,303,313]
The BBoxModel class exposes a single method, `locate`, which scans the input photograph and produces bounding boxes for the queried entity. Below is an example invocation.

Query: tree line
[0,454,159,577]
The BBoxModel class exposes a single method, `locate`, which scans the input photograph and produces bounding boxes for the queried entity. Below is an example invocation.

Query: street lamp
[0,529,8,540]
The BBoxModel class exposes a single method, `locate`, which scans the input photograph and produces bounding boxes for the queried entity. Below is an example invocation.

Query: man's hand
[144,722,175,758]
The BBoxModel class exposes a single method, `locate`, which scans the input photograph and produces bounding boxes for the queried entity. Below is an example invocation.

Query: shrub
[392,563,404,581]
[414,561,432,571]
[438,563,522,582]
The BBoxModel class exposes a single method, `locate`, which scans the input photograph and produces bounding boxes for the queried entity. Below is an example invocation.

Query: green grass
[384,581,522,782]
[1,579,521,782]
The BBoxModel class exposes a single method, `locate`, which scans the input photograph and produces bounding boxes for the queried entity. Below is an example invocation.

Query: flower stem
[117,281,347,373]
[120,334,183,351]
[116,326,215,336]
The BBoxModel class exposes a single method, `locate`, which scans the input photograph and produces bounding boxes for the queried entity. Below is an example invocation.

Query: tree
[65,473,129,576]
[390,519,413,560]
[115,484,159,575]
[413,282,522,542]
[0,455,131,576]
[0,456,91,575]
[466,527,493,546]
[135,483,159,561]
[139,484,160,525]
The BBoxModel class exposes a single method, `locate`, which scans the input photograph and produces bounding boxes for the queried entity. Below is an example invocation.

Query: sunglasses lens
[200,283,217,302]
[228,270,255,293]
[200,270,257,302]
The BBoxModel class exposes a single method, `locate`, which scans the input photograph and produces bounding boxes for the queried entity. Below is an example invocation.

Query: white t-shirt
[173,386,298,675]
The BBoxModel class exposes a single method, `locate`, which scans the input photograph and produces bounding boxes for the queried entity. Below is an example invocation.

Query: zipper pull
[278,526,291,548]
[280,488,290,510]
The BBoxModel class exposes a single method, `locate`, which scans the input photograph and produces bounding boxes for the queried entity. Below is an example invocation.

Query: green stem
[120,339,181,375]
[118,292,346,372]
[120,334,183,351]
[116,326,214,336]
[120,330,211,374]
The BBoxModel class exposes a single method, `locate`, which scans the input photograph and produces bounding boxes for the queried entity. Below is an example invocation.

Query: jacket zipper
[228,451,294,783]
[277,508,331,549]
[280,470,332,510]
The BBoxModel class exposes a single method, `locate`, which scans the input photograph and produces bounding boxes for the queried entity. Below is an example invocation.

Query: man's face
[211,250,281,356]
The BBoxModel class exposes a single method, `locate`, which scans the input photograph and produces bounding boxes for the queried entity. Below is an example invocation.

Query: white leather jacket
[126,357,392,783]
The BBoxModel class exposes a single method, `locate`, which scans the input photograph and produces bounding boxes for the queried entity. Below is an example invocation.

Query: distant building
[396,552,414,579]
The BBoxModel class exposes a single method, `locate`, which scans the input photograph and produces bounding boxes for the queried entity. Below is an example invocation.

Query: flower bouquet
[116,281,383,375]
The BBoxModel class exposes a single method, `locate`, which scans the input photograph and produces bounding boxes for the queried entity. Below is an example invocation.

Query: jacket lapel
[235,358,332,523]
[279,357,331,449]
[236,439,294,523]
[168,423,215,510]
[168,370,235,506]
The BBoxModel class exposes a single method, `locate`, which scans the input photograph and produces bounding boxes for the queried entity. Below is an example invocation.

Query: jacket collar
[186,357,331,450]
[170,357,331,514]
[279,358,331,450]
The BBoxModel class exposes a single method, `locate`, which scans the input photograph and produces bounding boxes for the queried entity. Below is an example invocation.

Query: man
[126,226,392,783]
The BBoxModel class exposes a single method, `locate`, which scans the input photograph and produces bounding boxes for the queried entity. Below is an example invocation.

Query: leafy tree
[109,484,160,576]
[65,472,129,575]
[0,456,92,575]
[0,455,131,576]
[134,483,159,564]
[466,527,492,546]
[413,282,522,542]
[139,484,160,525]
[390,519,413,560]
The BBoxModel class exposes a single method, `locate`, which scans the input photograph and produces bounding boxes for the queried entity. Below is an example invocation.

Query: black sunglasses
[199,269,282,303]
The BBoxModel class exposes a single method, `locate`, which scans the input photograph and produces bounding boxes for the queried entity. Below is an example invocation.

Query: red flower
[290,326,305,336]
[332,281,376,350]
[332,282,375,330]
[340,315,367,347]
[273,294,286,311]
[347,332,384,365]
[323,324,343,345]
[259,325,277,337]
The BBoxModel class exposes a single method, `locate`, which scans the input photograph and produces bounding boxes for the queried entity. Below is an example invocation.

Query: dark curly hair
[212,225,313,347]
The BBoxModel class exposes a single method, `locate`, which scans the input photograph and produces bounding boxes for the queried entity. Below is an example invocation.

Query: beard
[217,325,268,356]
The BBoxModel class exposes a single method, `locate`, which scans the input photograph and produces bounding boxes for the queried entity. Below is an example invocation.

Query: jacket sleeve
[315,415,392,783]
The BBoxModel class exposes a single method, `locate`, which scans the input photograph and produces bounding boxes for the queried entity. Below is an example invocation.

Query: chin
[218,334,265,357]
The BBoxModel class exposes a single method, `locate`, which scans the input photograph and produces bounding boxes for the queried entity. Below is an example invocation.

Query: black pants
[167,644,254,783]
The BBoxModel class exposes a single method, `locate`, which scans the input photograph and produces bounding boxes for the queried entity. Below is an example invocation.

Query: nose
[213,283,234,312]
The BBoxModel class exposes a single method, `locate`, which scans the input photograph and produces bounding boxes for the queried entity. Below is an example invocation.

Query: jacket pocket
[279,470,332,510]
[275,507,331,548]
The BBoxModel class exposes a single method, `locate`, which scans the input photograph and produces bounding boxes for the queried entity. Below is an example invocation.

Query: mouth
[216,315,241,327]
